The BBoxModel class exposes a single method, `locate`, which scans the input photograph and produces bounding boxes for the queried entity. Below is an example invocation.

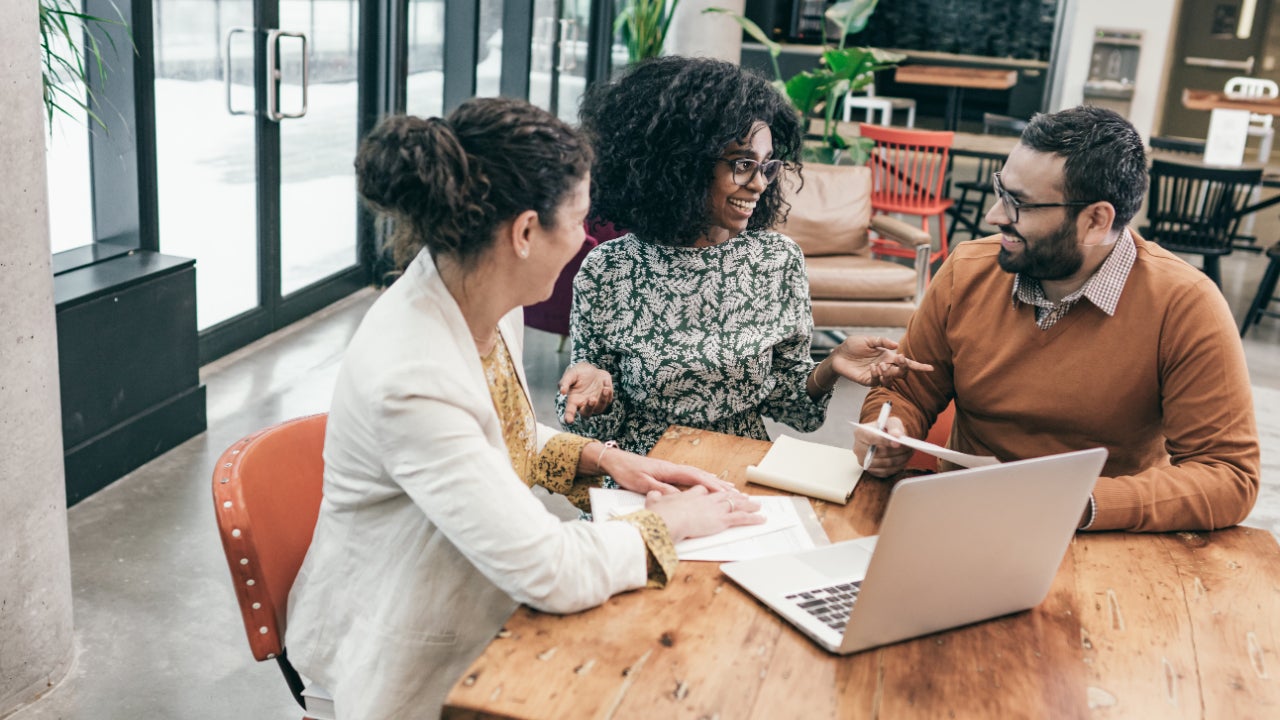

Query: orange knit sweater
[862,234,1260,532]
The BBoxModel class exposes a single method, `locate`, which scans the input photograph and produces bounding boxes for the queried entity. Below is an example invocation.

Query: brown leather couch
[778,163,932,329]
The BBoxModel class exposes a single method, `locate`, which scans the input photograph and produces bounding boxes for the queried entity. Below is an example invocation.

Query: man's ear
[1078,201,1117,246]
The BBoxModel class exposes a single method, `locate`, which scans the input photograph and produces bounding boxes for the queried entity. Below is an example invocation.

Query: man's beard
[996,218,1084,280]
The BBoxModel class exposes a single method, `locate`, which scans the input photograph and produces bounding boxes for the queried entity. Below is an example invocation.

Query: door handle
[225,27,253,116]
[266,29,309,121]
[1185,55,1255,74]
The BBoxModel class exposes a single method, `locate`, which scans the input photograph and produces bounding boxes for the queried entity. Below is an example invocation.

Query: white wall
[1050,0,1180,139]
[667,0,745,62]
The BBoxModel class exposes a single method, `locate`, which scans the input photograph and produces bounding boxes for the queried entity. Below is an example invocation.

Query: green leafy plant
[39,0,130,131]
[706,0,903,164]
[615,0,682,64]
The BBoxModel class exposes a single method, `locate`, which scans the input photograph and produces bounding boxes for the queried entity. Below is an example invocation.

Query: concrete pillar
[666,0,746,63]
[0,3,76,715]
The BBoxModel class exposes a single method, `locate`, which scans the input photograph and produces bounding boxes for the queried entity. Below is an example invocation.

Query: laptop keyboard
[786,581,863,632]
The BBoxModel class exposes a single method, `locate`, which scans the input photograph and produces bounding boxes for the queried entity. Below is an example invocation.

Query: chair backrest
[1149,135,1208,156]
[778,163,873,257]
[981,112,1028,137]
[212,413,327,662]
[1146,159,1261,255]
[860,123,954,212]
[1225,76,1279,99]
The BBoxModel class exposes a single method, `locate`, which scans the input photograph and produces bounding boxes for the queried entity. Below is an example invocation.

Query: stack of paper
[588,487,826,562]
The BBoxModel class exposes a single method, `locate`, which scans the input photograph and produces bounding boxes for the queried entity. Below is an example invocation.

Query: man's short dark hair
[1019,106,1148,230]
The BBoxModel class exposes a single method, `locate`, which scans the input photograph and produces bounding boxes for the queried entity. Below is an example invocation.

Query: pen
[862,401,892,470]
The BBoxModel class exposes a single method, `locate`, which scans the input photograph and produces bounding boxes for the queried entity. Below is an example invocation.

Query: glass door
[153,0,366,359]
[529,0,593,122]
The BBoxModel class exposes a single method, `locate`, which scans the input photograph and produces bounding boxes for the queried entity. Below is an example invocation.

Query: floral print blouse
[558,230,831,455]
[481,333,676,587]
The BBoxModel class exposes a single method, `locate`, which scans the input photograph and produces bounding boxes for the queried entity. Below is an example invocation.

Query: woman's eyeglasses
[992,172,1095,224]
[720,158,784,187]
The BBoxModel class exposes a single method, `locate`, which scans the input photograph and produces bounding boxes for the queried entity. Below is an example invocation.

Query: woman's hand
[645,486,765,542]
[825,335,933,390]
[596,447,737,495]
[559,362,614,423]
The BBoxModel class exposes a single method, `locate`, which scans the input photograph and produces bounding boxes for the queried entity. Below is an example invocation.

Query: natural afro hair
[578,55,803,247]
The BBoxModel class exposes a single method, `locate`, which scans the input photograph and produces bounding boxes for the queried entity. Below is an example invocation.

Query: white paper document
[1204,108,1251,167]
[588,487,822,561]
[852,422,1000,468]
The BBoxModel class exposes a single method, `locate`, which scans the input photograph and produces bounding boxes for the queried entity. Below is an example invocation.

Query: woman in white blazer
[285,98,765,719]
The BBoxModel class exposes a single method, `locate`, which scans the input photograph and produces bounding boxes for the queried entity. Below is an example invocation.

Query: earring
[519,248,529,258]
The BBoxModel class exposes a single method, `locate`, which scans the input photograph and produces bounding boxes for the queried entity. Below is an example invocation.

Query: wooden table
[894,65,1018,131]
[444,427,1280,719]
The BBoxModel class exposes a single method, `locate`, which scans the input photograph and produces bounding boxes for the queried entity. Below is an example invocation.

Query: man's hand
[852,415,913,478]
[559,362,614,423]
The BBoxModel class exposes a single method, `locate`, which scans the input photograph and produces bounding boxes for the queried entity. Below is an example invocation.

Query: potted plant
[615,0,683,64]
[39,0,130,131]
[706,0,903,164]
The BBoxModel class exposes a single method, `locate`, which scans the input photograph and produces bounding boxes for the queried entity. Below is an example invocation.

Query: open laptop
[720,447,1107,654]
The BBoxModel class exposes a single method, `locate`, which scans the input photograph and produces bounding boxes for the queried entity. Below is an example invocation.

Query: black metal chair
[1241,241,1280,336]
[947,113,1028,243]
[1143,159,1261,287]
[1148,135,1207,156]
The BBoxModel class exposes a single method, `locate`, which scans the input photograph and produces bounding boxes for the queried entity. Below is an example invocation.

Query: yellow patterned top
[481,334,676,587]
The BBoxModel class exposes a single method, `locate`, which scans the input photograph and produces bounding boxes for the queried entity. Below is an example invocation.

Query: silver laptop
[721,447,1107,654]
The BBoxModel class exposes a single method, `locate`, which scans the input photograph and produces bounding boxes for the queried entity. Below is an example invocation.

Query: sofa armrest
[869,215,933,303]
[869,215,931,248]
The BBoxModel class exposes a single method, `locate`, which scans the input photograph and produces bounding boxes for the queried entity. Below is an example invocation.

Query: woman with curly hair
[285,97,764,719]
[558,56,930,454]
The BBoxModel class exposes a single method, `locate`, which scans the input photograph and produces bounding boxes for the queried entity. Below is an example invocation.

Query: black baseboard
[63,384,207,506]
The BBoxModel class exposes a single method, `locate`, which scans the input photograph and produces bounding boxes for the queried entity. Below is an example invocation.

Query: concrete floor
[8,237,1280,719]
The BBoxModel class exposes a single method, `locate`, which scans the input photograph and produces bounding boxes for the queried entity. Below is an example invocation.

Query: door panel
[1161,0,1271,138]
[279,1,359,295]
[153,0,260,330]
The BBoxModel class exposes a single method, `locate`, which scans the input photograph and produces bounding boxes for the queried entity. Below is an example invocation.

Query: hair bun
[355,114,473,221]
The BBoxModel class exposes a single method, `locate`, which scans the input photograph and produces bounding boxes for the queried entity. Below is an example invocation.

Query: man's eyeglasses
[720,158,784,187]
[992,172,1095,224]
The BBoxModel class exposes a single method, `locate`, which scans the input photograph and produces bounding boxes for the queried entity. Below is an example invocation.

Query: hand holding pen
[862,401,892,471]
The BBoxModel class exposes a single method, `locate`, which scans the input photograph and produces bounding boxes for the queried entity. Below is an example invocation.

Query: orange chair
[212,413,332,720]
[904,401,956,473]
[861,123,955,273]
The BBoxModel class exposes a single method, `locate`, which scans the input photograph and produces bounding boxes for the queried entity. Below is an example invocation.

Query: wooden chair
[777,163,932,337]
[1143,159,1261,287]
[860,123,955,272]
[947,113,1028,244]
[904,401,956,473]
[1241,241,1280,336]
[843,79,916,128]
[1149,135,1207,156]
[212,413,334,720]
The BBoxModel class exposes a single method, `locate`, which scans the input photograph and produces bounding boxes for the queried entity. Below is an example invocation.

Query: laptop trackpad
[799,537,876,579]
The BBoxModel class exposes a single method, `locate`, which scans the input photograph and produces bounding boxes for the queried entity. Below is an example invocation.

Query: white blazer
[286,251,648,719]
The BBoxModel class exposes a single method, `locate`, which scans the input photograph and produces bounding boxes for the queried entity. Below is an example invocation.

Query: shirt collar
[1011,227,1136,316]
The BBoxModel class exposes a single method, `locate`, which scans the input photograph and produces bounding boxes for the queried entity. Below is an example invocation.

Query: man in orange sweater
[856,106,1259,532]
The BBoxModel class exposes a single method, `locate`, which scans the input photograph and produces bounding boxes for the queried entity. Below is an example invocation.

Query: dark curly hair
[579,56,803,247]
[1020,105,1147,230]
[356,97,593,270]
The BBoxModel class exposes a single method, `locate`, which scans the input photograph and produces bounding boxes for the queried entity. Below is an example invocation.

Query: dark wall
[854,0,1058,62]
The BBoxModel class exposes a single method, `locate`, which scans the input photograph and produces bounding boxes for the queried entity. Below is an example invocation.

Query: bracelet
[594,440,619,472]
[1079,493,1097,530]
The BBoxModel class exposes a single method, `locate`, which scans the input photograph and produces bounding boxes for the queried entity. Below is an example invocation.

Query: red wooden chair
[904,401,956,473]
[212,413,333,719]
[861,123,955,274]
